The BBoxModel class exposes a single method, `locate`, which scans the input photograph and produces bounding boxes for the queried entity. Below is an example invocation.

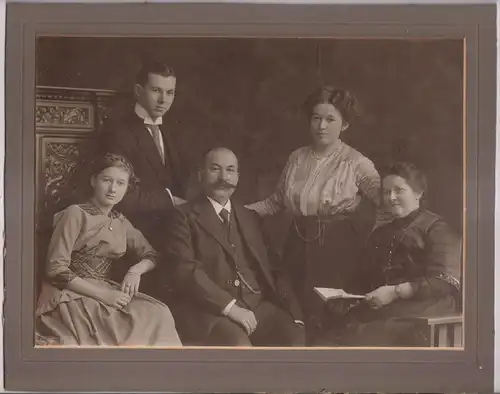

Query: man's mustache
[213,180,237,189]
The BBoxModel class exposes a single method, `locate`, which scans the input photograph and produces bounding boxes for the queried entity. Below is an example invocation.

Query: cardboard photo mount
[4,3,496,393]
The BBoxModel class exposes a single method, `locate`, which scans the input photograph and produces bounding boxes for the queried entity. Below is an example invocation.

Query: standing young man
[98,60,186,249]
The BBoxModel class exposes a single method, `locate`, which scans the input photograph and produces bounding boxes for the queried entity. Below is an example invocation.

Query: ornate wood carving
[36,85,123,129]
[38,135,87,216]
[36,101,94,129]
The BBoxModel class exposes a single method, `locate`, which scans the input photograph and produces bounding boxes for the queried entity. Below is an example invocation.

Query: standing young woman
[246,86,384,342]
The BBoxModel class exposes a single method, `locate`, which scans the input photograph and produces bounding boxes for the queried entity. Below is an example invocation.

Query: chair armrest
[424,314,462,325]
[394,313,462,325]
[394,313,463,347]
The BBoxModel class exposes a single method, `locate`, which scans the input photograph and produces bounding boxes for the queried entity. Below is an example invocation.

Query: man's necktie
[219,208,230,228]
[148,124,165,165]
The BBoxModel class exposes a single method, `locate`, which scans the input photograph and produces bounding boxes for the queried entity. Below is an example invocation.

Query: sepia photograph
[34,35,465,349]
[5,2,496,392]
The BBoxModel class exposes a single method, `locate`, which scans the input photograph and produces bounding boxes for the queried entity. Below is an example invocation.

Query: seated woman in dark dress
[335,161,462,347]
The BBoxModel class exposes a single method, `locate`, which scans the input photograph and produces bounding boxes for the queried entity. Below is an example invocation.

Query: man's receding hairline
[203,147,238,166]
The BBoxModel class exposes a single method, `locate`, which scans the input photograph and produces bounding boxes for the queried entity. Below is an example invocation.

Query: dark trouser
[206,300,305,347]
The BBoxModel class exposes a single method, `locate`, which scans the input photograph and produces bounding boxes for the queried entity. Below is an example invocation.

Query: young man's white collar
[206,196,231,221]
[134,102,163,126]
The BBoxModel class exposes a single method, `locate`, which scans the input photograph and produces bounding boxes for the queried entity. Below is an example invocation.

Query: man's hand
[226,304,258,336]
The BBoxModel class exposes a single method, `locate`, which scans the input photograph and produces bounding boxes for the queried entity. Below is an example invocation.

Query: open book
[314,287,366,302]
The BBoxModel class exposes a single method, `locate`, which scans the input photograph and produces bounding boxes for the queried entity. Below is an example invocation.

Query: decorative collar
[134,102,163,126]
[79,201,122,219]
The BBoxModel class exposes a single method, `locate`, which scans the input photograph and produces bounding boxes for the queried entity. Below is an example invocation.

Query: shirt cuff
[165,188,174,202]
[294,320,305,327]
[222,299,237,316]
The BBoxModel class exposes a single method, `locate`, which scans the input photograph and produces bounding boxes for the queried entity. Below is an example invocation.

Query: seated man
[160,147,305,346]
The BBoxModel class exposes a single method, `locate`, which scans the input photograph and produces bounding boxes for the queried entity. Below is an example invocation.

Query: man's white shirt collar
[207,196,231,219]
[134,102,163,126]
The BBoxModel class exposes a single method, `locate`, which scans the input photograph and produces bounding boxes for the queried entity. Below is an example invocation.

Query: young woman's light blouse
[247,143,381,217]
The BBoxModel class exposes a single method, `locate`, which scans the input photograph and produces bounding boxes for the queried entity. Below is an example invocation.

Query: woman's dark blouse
[352,208,462,303]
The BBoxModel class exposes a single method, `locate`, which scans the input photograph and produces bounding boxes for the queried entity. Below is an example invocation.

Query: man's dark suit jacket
[161,196,303,344]
[97,105,185,247]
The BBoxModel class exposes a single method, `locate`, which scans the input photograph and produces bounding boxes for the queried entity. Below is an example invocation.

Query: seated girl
[35,153,182,347]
